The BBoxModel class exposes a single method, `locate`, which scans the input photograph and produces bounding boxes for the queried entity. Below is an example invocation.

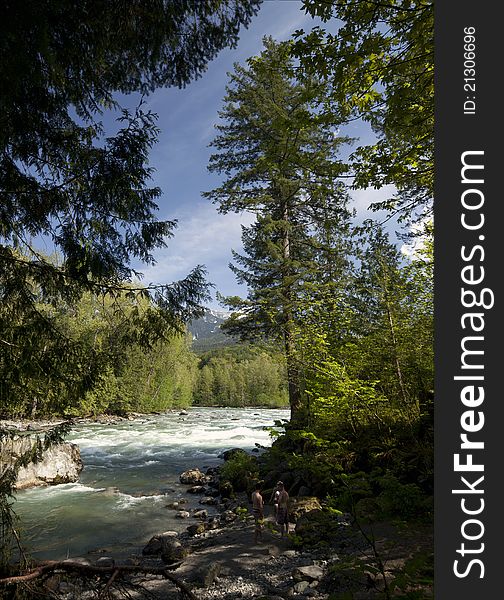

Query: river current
[13,407,289,561]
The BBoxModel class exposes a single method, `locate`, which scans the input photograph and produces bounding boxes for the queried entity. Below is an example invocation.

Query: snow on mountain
[187,308,234,351]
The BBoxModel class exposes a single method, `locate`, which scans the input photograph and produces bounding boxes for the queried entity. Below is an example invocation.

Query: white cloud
[267,8,311,41]
[138,203,255,290]
[350,185,396,220]
[400,217,432,258]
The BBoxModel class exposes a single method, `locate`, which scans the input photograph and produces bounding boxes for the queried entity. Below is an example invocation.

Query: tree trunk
[284,325,304,427]
[385,299,408,406]
[280,196,306,428]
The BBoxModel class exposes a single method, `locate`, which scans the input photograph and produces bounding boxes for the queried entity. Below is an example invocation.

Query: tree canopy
[0,0,261,413]
[205,38,355,426]
[292,0,433,227]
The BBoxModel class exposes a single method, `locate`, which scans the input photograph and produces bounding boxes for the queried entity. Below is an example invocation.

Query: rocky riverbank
[32,461,432,599]
[46,503,432,599]
[1,417,433,598]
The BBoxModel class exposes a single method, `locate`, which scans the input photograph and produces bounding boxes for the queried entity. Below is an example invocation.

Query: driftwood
[0,559,196,599]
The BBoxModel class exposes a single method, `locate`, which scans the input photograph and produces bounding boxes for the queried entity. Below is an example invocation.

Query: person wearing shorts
[275,482,289,537]
[251,483,264,543]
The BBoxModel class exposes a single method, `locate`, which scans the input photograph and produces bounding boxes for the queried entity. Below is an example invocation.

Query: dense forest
[1,0,434,595]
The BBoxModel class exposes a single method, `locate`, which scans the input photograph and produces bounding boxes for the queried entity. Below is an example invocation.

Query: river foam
[14,407,289,560]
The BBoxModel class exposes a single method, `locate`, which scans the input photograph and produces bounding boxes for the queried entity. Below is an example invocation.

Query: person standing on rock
[251,483,264,543]
[276,482,290,537]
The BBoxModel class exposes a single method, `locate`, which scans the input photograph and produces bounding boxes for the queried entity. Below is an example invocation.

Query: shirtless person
[269,481,282,520]
[251,483,264,543]
[275,482,290,537]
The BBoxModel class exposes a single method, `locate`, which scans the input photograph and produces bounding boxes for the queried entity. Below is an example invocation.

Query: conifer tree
[0,0,260,414]
[205,38,354,426]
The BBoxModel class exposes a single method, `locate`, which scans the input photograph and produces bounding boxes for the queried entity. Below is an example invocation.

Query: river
[13,407,289,561]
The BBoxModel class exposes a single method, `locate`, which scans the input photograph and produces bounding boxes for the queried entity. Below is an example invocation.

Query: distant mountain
[188,309,235,352]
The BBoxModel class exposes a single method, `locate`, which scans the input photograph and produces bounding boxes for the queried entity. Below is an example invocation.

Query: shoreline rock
[0,435,83,490]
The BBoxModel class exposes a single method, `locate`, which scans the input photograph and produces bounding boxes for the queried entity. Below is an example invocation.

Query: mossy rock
[186,523,206,536]
[289,496,322,522]
[294,508,340,545]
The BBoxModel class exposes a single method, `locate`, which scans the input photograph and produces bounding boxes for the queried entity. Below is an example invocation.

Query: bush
[219,452,259,492]
[337,472,432,522]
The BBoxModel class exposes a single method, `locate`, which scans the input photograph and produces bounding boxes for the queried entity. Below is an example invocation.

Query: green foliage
[1,0,261,417]
[116,334,197,413]
[337,472,431,523]
[260,225,434,499]
[78,335,198,416]
[219,452,259,493]
[193,344,288,408]
[376,474,431,521]
[1,284,200,418]
[293,0,434,226]
[388,551,434,599]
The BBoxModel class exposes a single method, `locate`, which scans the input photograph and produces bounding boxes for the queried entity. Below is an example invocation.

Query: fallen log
[0,560,196,599]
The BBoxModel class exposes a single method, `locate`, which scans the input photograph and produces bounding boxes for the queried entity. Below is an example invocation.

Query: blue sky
[117,1,397,310]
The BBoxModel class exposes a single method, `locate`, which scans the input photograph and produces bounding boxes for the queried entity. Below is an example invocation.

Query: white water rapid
[13,407,289,561]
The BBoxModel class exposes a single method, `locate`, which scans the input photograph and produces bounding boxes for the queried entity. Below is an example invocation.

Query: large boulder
[1,436,83,489]
[295,508,342,546]
[143,532,189,564]
[288,497,322,522]
[292,565,324,582]
[179,468,207,485]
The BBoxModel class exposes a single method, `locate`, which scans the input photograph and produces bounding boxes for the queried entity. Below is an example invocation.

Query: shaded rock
[295,508,342,545]
[297,485,313,497]
[192,562,222,587]
[192,509,208,519]
[187,485,206,494]
[142,532,179,555]
[292,565,324,582]
[95,557,115,568]
[220,509,238,524]
[143,533,188,564]
[199,496,218,505]
[206,516,220,530]
[292,580,310,593]
[187,523,207,536]
[161,544,190,564]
